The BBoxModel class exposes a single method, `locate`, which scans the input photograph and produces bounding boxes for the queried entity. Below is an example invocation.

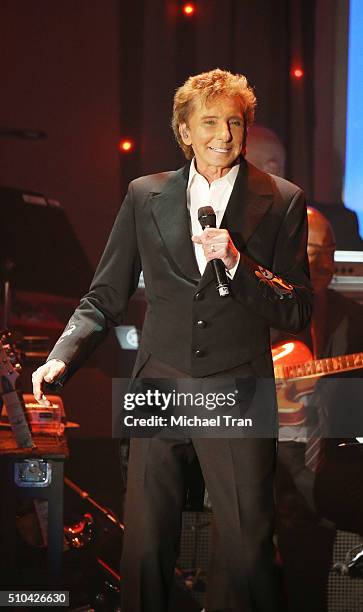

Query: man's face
[179,95,245,176]
[307,211,336,293]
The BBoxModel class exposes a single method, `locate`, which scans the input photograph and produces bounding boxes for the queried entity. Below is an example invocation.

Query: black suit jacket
[48,159,312,379]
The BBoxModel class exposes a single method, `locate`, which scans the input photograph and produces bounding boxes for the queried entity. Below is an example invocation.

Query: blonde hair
[172,68,256,159]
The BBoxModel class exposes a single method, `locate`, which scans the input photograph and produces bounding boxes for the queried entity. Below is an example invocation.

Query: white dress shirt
[187,158,240,276]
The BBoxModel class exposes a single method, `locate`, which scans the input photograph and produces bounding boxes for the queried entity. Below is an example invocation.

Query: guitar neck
[0,334,34,449]
[274,352,363,381]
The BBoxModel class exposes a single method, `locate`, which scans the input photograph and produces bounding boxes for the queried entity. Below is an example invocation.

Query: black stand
[0,431,68,587]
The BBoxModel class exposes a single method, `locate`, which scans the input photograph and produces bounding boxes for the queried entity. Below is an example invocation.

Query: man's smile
[209,146,231,153]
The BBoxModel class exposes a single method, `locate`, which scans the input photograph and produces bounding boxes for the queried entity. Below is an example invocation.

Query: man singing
[32,69,312,612]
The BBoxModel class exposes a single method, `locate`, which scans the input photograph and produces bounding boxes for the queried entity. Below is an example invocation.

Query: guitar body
[273,339,363,430]
[272,341,313,426]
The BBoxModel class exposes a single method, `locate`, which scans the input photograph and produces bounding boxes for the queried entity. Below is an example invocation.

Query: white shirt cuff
[226,252,240,279]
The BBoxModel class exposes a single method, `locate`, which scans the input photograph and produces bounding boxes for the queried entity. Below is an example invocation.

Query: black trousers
[120,356,281,612]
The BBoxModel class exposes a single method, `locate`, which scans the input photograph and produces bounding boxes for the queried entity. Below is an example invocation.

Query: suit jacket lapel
[198,160,275,292]
[150,164,200,284]
[150,160,275,290]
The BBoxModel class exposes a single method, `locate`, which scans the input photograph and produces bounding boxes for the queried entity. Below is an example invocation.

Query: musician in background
[245,125,363,609]
[273,206,363,612]
[245,125,286,178]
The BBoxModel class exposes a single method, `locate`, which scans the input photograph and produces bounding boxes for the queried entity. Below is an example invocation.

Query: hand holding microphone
[192,206,239,297]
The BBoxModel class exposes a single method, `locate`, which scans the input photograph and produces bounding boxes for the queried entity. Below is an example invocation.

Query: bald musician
[275,207,363,612]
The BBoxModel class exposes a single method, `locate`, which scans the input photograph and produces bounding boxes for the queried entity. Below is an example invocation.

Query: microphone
[198,206,230,297]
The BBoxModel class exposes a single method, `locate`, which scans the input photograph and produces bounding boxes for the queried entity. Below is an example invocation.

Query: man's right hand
[32,359,67,405]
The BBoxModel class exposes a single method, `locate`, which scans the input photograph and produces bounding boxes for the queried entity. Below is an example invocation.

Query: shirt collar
[187,157,240,188]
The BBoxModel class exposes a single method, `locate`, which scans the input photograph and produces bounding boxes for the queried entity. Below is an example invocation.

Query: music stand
[1,185,94,327]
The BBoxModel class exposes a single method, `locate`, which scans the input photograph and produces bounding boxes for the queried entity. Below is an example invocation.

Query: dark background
[0,0,350,438]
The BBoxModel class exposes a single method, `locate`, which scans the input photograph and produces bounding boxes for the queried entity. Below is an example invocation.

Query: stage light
[292,67,304,79]
[119,139,134,153]
[182,3,196,17]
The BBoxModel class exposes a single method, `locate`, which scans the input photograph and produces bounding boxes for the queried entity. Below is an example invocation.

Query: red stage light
[182,3,196,16]
[292,67,304,79]
[119,139,134,153]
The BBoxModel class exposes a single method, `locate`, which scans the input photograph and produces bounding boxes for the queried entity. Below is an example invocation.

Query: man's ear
[179,122,191,145]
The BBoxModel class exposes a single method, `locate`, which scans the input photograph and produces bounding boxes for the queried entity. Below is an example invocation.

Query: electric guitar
[272,340,363,426]
[0,330,34,448]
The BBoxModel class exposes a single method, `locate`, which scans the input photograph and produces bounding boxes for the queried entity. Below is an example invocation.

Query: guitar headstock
[0,330,22,394]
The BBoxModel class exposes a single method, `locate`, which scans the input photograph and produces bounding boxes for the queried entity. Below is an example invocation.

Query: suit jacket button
[194,349,205,358]
[194,291,204,301]
[196,320,207,329]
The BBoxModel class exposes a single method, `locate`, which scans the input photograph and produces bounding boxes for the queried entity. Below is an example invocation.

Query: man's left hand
[192,228,239,270]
